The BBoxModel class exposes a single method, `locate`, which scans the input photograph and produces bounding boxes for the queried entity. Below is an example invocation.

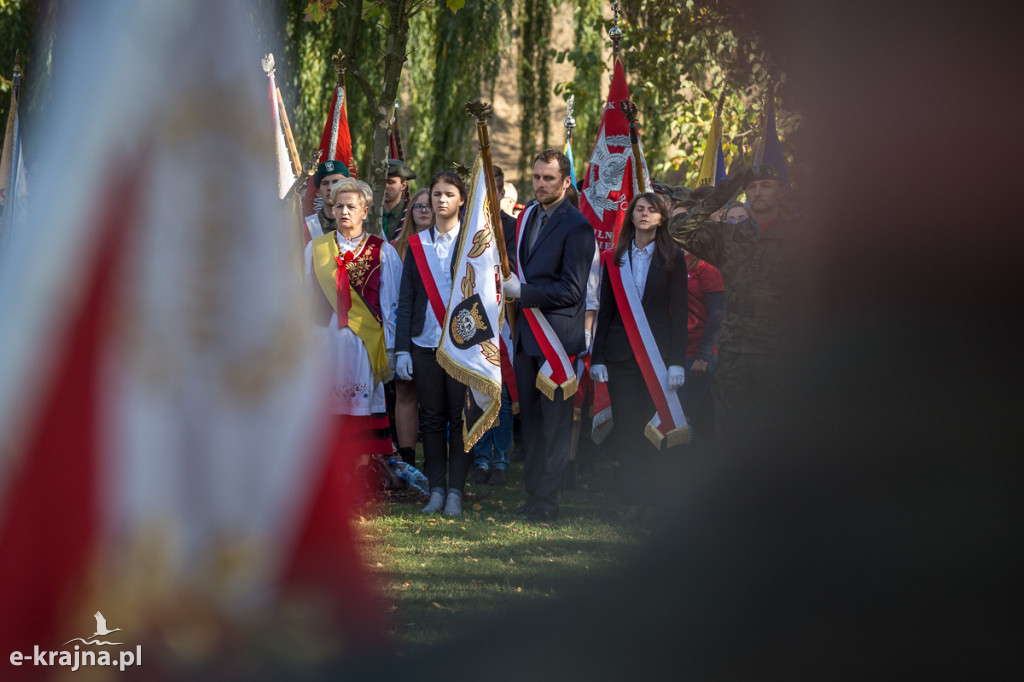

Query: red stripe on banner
[281,415,388,652]
[606,259,676,433]
[408,234,447,325]
[0,169,135,659]
[522,309,569,385]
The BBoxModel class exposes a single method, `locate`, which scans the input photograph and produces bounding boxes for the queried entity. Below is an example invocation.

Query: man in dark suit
[502,150,596,521]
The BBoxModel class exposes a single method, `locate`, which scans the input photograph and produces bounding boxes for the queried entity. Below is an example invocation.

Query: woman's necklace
[336,228,368,259]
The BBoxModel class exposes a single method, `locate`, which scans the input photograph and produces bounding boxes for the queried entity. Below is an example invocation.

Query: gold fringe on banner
[644,421,692,450]
[436,346,502,451]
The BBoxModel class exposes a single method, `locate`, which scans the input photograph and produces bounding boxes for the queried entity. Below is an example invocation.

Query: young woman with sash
[591,193,689,524]
[390,188,434,469]
[305,178,401,499]
[395,172,469,516]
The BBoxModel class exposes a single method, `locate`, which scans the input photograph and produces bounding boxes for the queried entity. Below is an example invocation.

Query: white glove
[387,349,396,373]
[590,364,608,383]
[503,273,522,300]
[397,352,414,381]
[668,365,685,389]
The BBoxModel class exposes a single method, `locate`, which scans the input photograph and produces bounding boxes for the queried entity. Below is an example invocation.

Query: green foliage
[553,0,605,181]
[615,0,795,186]
[404,0,513,182]
[279,0,391,178]
[516,0,553,183]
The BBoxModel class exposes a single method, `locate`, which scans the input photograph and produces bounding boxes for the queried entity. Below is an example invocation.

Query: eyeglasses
[412,204,432,211]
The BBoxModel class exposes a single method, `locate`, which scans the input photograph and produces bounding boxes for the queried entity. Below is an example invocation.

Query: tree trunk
[351,0,414,236]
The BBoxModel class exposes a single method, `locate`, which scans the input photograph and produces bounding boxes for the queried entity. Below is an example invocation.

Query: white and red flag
[437,157,505,449]
[264,53,298,200]
[0,1,383,675]
[579,58,650,253]
[0,57,27,254]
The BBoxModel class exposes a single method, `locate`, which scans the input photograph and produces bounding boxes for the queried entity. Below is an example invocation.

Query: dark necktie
[529,210,548,252]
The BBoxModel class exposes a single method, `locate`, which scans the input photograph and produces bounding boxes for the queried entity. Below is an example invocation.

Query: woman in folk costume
[395,171,469,516]
[305,177,401,495]
[591,193,689,525]
[390,187,434,469]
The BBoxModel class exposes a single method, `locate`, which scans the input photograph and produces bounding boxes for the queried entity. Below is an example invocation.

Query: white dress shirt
[630,239,655,298]
[412,223,461,349]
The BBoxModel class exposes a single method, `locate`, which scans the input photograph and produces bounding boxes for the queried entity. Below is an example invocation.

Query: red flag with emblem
[579,59,648,253]
[301,81,358,220]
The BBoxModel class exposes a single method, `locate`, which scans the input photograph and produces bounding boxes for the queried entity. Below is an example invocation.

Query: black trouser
[514,349,575,512]
[411,344,469,492]
[607,357,664,506]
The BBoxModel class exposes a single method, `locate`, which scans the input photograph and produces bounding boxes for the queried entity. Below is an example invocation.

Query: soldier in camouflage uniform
[668,164,796,447]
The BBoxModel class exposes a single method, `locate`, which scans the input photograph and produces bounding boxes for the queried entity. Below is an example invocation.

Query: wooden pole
[620,98,648,194]
[276,87,302,176]
[465,100,516,333]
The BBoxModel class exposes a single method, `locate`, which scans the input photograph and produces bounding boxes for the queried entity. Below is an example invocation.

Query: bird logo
[63,612,124,646]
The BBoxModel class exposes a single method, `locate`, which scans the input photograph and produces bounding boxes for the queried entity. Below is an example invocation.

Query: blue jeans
[472,386,513,471]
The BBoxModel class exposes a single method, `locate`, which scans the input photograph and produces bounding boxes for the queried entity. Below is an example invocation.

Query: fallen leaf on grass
[486,517,496,523]
[432,601,457,612]
[472,503,483,511]
[515,587,523,593]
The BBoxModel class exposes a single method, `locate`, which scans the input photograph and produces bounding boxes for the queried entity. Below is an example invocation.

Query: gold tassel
[535,372,557,401]
[644,421,692,449]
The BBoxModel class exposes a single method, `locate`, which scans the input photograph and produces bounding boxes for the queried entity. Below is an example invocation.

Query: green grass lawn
[358,459,642,650]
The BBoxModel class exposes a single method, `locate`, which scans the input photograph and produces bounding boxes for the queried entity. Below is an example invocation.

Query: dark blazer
[396,226,459,353]
[500,209,518,273]
[593,244,688,367]
[513,200,596,358]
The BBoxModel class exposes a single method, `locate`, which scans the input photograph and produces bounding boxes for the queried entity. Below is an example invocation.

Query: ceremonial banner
[266,56,297,199]
[437,157,503,450]
[755,85,790,187]
[0,60,27,252]
[580,59,650,253]
[0,0,382,671]
[696,110,724,188]
[301,78,357,219]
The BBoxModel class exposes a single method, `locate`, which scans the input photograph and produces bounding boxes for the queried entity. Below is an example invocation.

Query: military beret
[744,164,781,187]
[313,159,350,188]
[668,185,694,206]
[387,158,416,180]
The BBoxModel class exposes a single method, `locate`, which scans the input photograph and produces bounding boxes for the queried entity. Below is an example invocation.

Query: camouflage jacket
[669,211,798,355]
[317,207,335,234]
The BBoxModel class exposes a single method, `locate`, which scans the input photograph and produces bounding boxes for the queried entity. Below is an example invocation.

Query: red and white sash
[604,250,690,448]
[407,230,448,327]
[516,204,576,400]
